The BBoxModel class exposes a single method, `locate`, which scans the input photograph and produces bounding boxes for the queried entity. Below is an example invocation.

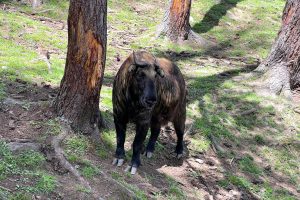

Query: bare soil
[1,3,299,200]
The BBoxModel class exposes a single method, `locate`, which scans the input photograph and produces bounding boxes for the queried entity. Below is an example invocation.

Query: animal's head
[128,51,165,109]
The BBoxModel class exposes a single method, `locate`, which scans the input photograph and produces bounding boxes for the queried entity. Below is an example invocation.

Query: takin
[112,51,186,174]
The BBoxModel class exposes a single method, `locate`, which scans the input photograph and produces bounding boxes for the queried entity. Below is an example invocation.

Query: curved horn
[154,58,165,78]
[128,51,137,72]
[132,51,137,65]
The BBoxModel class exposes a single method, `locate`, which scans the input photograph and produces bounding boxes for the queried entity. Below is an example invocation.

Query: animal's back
[153,58,186,123]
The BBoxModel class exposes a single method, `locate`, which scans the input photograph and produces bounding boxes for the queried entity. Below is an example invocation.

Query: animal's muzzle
[141,97,157,108]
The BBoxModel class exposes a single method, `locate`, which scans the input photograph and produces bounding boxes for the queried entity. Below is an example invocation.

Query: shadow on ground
[193,0,243,34]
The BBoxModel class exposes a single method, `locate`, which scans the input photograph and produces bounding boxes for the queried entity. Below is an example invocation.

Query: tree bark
[31,0,42,9]
[54,0,107,134]
[256,0,300,96]
[157,0,211,46]
[159,0,192,41]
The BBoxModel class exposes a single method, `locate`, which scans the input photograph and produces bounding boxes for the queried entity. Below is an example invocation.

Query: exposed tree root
[42,122,137,199]
[0,185,12,192]
[252,62,293,98]
[98,169,136,199]
[184,30,215,48]
[42,124,92,191]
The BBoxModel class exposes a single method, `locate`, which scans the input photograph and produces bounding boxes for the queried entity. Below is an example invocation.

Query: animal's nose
[145,98,156,107]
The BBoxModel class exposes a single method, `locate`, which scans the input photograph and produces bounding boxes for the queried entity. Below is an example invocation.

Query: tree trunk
[256,0,300,96]
[157,0,211,46]
[31,0,42,9]
[159,0,192,41]
[54,0,107,134]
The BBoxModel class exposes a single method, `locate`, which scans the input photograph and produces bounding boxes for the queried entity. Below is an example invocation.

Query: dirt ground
[1,2,300,200]
[1,78,292,200]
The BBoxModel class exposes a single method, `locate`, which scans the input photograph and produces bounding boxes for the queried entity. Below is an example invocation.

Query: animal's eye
[138,72,145,78]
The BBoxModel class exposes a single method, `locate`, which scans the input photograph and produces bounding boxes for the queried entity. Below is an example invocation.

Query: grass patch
[0,10,65,83]
[238,155,262,175]
[35,174,57,193]
[64,135,91,164]
[0,141,57,197]
[101,130,116,150]
[0,81,6,100]
[0,142,45,179]
[76,185,91,194]
[254,135,265,145]
[81,165,100,179]
[166,177,186,200]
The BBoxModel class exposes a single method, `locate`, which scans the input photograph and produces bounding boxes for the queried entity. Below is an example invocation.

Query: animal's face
[129,51,164,109]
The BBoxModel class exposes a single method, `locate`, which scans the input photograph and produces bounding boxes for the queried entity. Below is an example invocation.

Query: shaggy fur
[112,51,186,169]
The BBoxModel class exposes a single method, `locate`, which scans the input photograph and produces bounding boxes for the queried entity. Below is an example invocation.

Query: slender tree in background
[256,0,300,96]
[157,0,210,46]
[54,0,107,134]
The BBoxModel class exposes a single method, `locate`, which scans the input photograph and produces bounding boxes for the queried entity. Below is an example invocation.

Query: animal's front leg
[126,123,149,174]
[145,118,161,158]
[113,118,127,167]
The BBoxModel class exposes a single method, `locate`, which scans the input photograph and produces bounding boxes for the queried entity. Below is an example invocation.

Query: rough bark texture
[160,0,192,41]
[256,0,300,95]
[54,0,107,134]
[157,0,210,46]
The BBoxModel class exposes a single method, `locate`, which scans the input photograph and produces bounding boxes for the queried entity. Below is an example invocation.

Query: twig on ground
[209,134,225,154]
[116,45,132,51]
[233,108,257,117]
[5,138,35,143]
[31,9,53,15]
[230,157,235,166]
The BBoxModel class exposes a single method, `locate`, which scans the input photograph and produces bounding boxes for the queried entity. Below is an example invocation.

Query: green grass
[0,80,5,100]
[166,177,186,200]
[35,174,57,193]
[0,10,65,83]
[1,0,299,199]
[64,135,90,163]
[0,142,45,180]
[4,0,69,20]
[0,141,57,197]
[238,155,262,175]
[191,0,285,57]
[219,174,297,200]
[81,165,100,179]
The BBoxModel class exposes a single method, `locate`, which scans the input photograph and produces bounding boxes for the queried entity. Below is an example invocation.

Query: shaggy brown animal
[112,51,186,174]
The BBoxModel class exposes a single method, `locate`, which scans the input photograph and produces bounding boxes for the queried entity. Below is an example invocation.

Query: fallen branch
[31,9,53,15]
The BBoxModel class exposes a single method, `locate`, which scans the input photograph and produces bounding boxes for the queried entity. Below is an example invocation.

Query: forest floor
[0,0,299,200]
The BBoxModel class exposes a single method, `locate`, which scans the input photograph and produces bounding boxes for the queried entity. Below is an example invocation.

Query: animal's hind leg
[112,117,127,167]
[173,112,186,158]
[145,119,161,158]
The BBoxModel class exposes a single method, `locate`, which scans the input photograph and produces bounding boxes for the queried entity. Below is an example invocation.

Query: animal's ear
[128,64,136,72]
[154,61,165,78]
[156,68,165,78]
